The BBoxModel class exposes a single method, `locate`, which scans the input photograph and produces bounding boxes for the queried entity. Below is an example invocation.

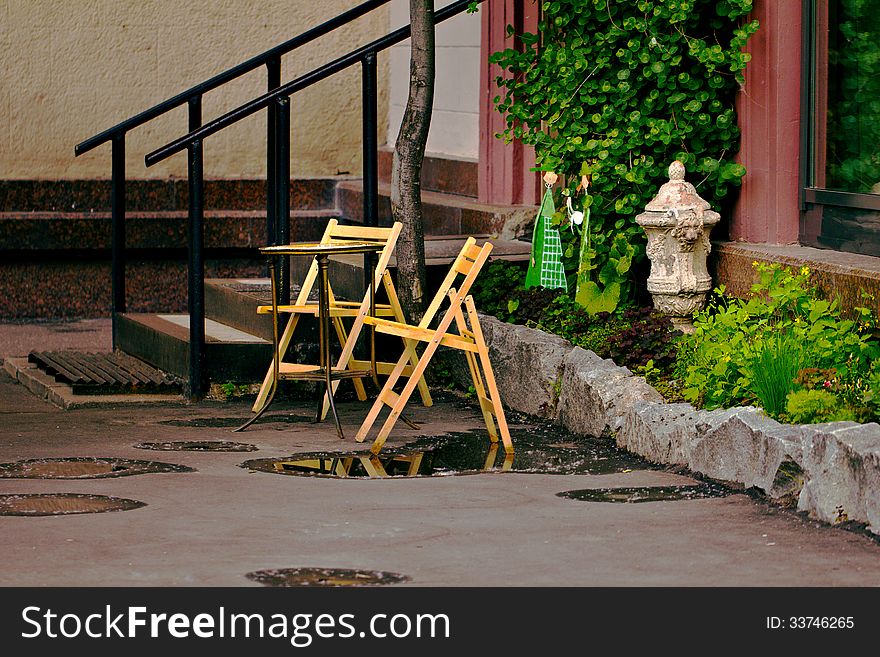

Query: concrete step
[0,209,335,320]
[335,180,535,240]
[377,147,478,198]
[205,278,275,342]
[116,313,273,383]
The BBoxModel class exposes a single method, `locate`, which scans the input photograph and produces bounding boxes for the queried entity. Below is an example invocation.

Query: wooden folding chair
[250,219,432,418]
[355,237,512,454]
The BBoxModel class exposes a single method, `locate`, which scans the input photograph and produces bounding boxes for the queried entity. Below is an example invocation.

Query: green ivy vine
[490,0,758,307]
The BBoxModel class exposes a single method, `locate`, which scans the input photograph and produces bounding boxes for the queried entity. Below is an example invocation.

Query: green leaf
[575,281,621,315]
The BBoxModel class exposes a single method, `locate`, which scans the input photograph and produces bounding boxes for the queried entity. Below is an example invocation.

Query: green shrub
[785,389,856,424]
[602,307,680,372]
[470,260,526,321]
[534,294,618,346]
[679,262,880,421]
[513,287,567,324]
[746,332,806,418]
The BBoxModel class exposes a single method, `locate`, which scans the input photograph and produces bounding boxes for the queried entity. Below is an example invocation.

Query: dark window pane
[824,1,880,194]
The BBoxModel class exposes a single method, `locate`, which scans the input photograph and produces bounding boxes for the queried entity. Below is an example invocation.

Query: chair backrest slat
[294,219,338,304]
[419,237,476,327]
[330,224,394,242]
[419,237,493,329]
[293,220,401,305]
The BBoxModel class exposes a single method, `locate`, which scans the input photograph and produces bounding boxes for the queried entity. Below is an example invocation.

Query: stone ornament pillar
[635,161,720,333]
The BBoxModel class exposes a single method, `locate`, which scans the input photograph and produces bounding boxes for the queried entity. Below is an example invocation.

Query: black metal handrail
[71,0,393,400]
[74,0,391,157]
[76,0,483,400]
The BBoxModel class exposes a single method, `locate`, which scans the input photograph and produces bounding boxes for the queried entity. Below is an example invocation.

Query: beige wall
[0,0,389,179]
[387,0,481,159]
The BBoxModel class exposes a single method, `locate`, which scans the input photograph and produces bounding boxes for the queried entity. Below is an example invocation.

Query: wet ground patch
[246,567,409,587]
[241,424,656,478]
[0,493,146,516]
[135,440,257,452]
[0,457,194,479]
[557,483,731,503]
[159,414,310,429]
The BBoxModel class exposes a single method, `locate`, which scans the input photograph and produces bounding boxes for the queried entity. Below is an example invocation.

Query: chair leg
[383,271,433,408]
[252,314,301,414]
[451,304,498,442]
[465,297,513,453]
[370,338,441,454]
[354,338,419,445]
[318,300,375,420]
[332,316,368,401]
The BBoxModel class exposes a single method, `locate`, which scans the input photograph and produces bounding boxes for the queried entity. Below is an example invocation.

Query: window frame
[800,0,880,215]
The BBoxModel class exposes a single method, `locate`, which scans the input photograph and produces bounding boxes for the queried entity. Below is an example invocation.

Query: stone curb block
[558,347,662,437]
[798,422,880,534]
[476,314,573,419]
[617,401,710,466]
[474,315,880,534]
[690,407,806,501]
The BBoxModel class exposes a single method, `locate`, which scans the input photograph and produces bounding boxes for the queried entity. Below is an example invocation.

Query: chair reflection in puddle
[272,442,514,478]
[355,237,513,455]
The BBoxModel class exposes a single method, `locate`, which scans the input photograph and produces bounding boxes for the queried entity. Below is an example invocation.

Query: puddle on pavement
[241,425,656,479]
[135,440,257,452]
[0,493,146,516]
[160,415,309,428]
[246,567,409,587]
[557,484,731,503]
[0,457,194,479]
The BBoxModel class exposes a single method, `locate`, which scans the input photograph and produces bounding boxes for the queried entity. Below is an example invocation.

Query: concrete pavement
[0,319,879,587]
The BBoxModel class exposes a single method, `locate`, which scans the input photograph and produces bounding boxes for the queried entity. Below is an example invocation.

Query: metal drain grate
[246,568,409,587]
[0,493,146,516]
[28,351,181,394]
[0,457,194,479]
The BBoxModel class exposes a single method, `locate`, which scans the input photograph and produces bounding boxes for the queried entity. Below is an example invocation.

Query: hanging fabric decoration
[572,174,593,303]
[524,172,567,290]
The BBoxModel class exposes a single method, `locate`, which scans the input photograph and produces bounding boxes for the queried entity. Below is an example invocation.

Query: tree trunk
[391,0,434,324]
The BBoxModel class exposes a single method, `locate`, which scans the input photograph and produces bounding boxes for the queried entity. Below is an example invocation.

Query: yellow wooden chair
[355,237,512,454]
[249,219,432,418]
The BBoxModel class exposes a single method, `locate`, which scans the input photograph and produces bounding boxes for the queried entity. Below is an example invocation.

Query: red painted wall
[731,0,803,244]
[478,0,539,206]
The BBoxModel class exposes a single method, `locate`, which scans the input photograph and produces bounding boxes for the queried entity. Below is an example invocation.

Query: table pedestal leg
[316,255,345,439]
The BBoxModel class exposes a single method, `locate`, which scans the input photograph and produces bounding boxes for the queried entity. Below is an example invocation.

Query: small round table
[237,240,385,438]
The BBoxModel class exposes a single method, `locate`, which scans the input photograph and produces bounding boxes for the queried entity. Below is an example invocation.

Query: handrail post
[362,51,379,293]
[275,96,291,306]
[110,133,126,349]
[187,97,206,400]
[266,58,281,248]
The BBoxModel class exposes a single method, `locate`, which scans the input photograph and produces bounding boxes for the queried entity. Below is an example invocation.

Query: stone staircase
[0,178,336,319]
